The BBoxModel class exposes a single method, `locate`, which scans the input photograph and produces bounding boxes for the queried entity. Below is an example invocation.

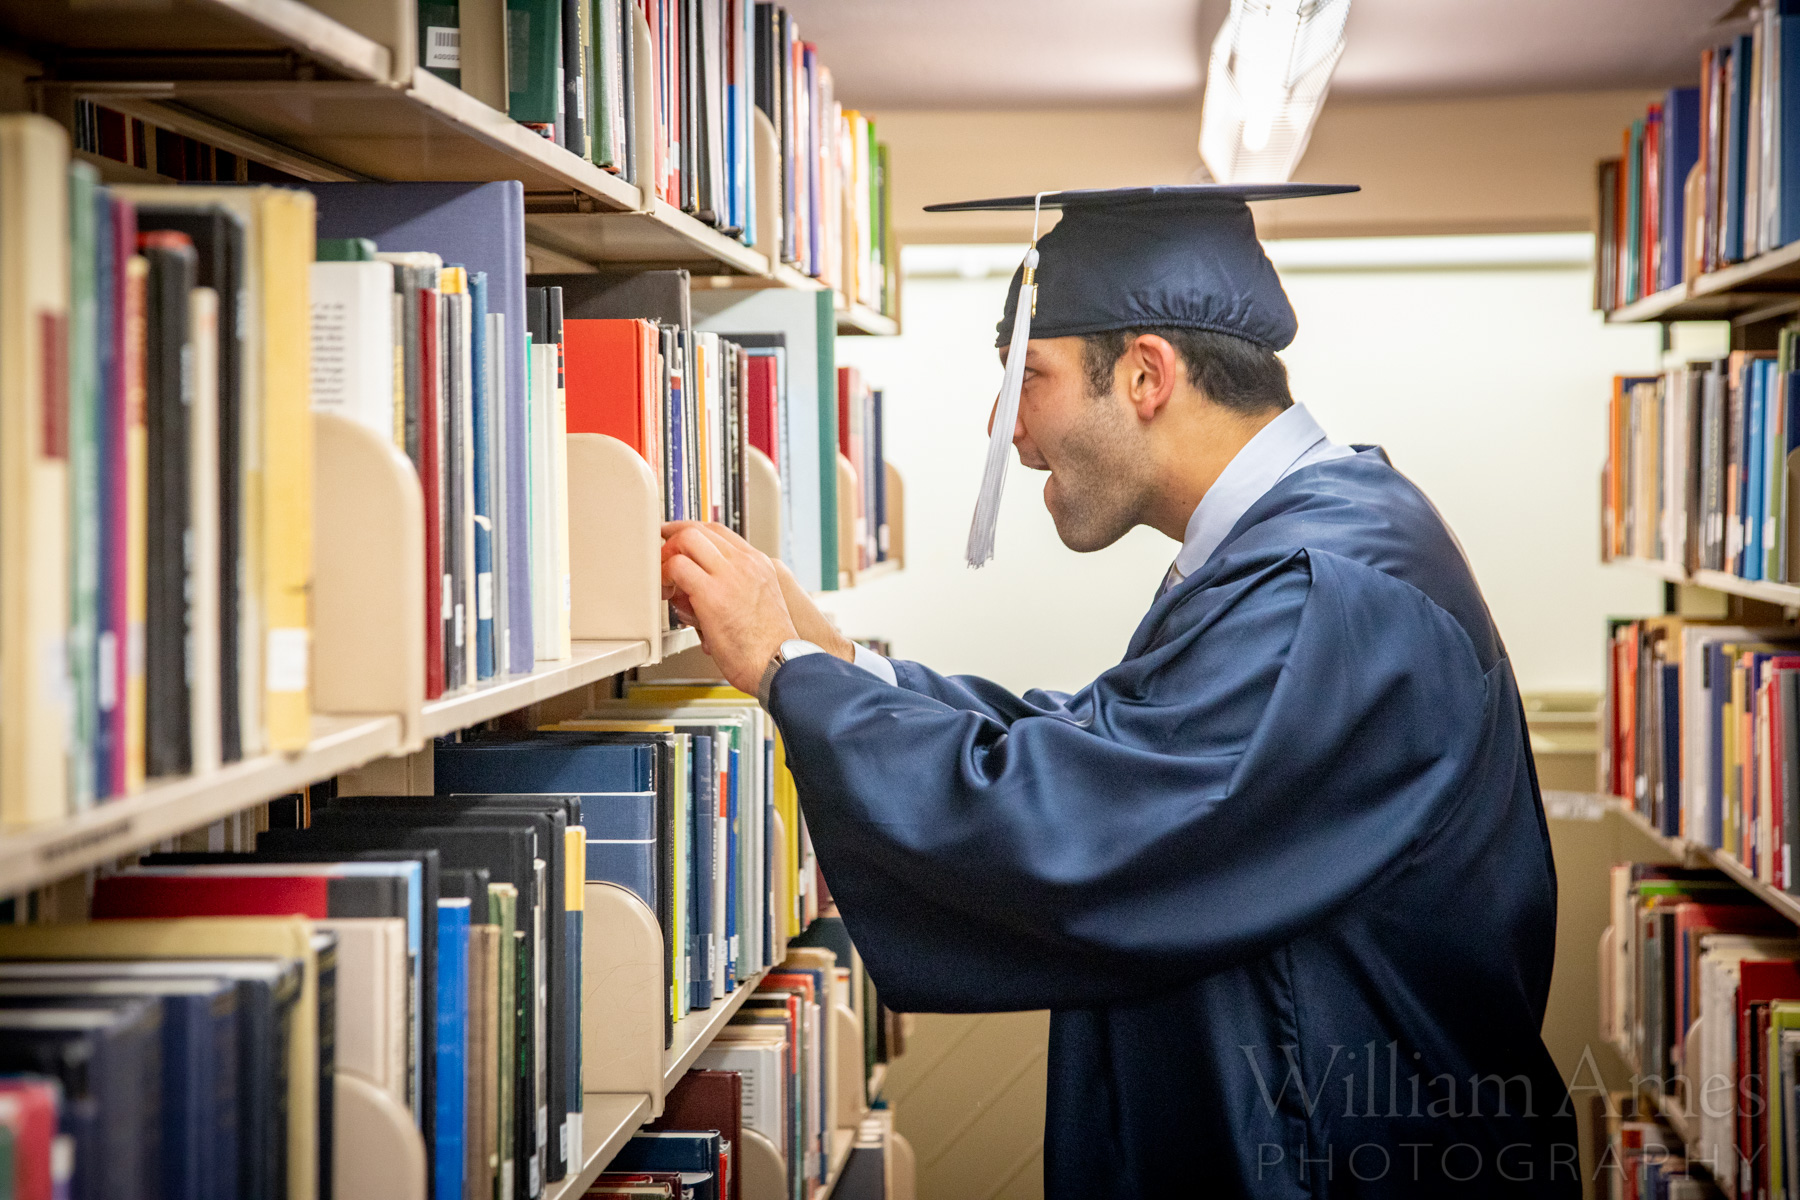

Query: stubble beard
[1044,397,1150,553]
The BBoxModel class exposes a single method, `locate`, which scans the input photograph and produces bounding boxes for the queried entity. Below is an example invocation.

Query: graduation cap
[924,183,1358,567]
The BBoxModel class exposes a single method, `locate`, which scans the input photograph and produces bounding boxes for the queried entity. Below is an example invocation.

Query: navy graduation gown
[768,448,1577,1198]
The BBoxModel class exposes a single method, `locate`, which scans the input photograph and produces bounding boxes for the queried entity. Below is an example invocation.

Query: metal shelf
[0,713,398,896]
[836,302,898,337]
[542,1093,653,1200]
[419,640,652,740]
[1615,556,1800,608]
[663,968,768,1089]
[0,0,391,82]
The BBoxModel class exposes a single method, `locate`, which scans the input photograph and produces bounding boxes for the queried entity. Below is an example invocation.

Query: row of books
[0,116,318,829]
[1602,616,1800,887]
[422,0,894,312]
[1601,346,1800,586]
[1596,4,1800,311]
[1600,863,1800,1199]
[1598,1100,1715,1200]
[587,918,900,1200]
[835,369,891,575]
[0,688,818,1200]
[2,120,893,828]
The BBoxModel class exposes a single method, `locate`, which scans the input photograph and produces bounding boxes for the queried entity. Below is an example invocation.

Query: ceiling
[777,0,1740,111]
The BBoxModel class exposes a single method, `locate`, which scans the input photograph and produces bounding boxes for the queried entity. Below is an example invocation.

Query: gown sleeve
[767,550,1495,1012]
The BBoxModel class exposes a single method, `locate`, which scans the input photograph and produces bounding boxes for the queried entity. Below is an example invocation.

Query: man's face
[1002,337,1154,553]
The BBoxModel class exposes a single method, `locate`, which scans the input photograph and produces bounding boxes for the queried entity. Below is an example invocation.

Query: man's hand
[772,560,855,663]
[661,521,801,694]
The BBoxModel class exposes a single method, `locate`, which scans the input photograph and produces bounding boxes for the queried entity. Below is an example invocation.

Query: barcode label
[424,26,461,69]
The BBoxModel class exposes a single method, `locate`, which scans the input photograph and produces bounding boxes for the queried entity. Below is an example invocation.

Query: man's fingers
[663,554,711,599]
[664,524,730,574]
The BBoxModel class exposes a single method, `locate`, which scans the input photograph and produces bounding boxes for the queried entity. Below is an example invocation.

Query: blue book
[610,1131,721,1200]
[0,979,238,1200]
[470,270,496,681]
[432,739,658,912]
[1660,88,1701,291]
[725,744,739,989]
[300,181,535,675]
[435,898,470,1200]
[1660,663,1682,836]
[1778,5,1800,248]
[1726,35,1755,263]
[669,357,688,521]
[0,998,163,1200]
[690,733,714,1010]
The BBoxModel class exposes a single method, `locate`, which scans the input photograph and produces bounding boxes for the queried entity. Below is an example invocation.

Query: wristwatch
[758,638,825,709]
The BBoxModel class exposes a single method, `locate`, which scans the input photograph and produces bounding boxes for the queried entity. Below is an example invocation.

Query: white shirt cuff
[851,642,898,687]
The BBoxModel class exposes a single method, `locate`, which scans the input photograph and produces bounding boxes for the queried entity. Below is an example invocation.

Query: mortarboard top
[926,183,1359,351]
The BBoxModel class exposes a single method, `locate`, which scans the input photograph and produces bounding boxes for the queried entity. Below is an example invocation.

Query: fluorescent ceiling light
[903,235,1597,281]
[1199,0,1352,184]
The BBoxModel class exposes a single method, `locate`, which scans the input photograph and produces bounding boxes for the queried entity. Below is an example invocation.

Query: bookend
[313,410,427,747]
[738,1129,788,1200]
[567,432,666,661]
[885,462,906,567]
[581,881,668,1114]
[745,446,782,560]
[837,454,859,587]
[753,111,781,259]
[334,1070,428,1200]
[631,7,657,215]
[834,1002,868,1129]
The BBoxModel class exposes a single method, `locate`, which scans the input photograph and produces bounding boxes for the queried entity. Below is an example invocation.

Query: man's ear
[1125,334,1180,423]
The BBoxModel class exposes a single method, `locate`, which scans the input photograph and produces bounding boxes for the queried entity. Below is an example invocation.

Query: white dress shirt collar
[1170,402,1354,582]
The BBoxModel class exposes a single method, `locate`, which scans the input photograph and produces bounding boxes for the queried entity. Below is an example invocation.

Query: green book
[507,0,563,138]
[588,0,609,167]
[315,237,377,262]
[67,161,99,810]
[419,2,462,87]
[815,288,839,588]
[490,882,518,1199]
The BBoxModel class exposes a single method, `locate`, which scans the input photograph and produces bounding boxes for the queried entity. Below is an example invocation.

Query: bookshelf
[0,3,911,1195]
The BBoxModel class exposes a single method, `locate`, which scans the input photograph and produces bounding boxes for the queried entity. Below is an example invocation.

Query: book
[310,258,398,441]
[609,1131,722,1200]
[131,202,248,768]
[434,897,470,1200]
[302,182,534,677]
[0,115,72,827]
[647,1070,742,1200]
[116,184,318,757]
[0,976,238,1200]
[507,0,563,141]
[0,917,327,1200]
[0,1000,162,1200]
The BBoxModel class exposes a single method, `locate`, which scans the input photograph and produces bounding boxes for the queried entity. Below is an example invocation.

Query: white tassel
[965,246,1037,567]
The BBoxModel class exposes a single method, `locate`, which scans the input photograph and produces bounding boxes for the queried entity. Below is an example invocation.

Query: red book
[90,874,332,919]
[0,1076,61,1200]
[746,356,777,469]
[564,318,658,464]
[648,1069,743,1200]
[836,365,857,460]
[1735,958,1800,1182]
[418,287,444,700]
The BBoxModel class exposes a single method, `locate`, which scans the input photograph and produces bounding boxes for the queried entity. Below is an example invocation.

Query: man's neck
[1143,404,1285,542]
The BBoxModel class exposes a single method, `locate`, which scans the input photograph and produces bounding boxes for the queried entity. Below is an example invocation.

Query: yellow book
[113,185,315,754]
[564,826,584,1158]
[0,916,324,1200]
[621,685,803,937]
[0,115,72,826]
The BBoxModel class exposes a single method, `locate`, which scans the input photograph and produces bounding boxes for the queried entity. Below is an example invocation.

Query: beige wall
[875,89,1661,245]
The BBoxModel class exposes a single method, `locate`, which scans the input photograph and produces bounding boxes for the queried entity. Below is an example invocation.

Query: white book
[487,313,513,675]
[309,261,397,444]
[188,287,222,775]
[695,1039,788,1148]
[530,341,560,661]
[315,916,411,1110]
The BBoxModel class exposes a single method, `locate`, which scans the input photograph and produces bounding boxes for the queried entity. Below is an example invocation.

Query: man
[662,186,1576,1197]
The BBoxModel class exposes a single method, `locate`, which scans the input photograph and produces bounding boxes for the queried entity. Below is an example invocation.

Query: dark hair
[1080,327,1293,415]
